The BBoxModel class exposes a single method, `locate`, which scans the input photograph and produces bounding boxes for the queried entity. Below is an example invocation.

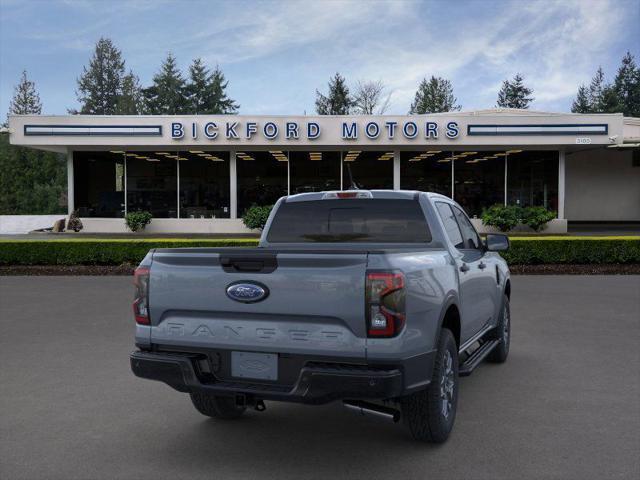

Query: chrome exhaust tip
[343,400,400,423]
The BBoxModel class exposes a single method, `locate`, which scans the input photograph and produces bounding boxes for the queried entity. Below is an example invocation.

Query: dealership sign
[170,120,461,141]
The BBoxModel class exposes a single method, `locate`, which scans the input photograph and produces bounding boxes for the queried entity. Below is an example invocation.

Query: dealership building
[7,109,640,233]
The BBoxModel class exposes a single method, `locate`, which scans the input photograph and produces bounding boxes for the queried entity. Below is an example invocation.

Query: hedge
[0,239,259,266]
[0,237,638,266]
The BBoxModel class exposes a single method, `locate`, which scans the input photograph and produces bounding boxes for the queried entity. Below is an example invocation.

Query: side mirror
[485,234,510,252]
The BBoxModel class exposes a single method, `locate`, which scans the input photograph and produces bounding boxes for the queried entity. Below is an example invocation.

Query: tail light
[366,271,405,337]
[133,266,150,325]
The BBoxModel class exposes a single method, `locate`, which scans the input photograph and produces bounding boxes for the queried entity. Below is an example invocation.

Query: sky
[0,0,638,117]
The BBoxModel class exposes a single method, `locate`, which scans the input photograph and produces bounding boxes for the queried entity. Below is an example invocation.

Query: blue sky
[1,0,638,117]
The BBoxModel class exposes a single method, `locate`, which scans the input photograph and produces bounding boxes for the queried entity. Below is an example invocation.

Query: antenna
[346,164,360,190]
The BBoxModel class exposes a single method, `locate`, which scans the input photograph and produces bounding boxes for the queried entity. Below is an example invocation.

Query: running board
[459,339,500,377]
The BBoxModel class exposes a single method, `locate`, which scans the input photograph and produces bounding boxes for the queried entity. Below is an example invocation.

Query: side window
[452,206,481,250]
[435,202,464,249]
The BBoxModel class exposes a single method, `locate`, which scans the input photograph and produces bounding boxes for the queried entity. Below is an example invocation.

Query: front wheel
[190,392,246,419]
[401,328,458,443]
[488,294,510,363]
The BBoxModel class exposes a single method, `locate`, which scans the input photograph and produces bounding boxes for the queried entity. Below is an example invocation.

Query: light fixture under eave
[189,150,204,154]
[155,152,170,155]
[135,156,149,159]
[125,153,137,157]
[506,150,523,154]
[110,150,125,154]
[437,159,451,163]
[427,150,442,154]
[146,158,161,162]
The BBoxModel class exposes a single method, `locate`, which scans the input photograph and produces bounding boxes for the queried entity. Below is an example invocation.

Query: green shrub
[481,205,520,232]
[501,237,640,265]
[0,239,259,266]
[521,206,556,232]
[125,211,153,232]
[242,204,273,230]
[66,210,83,232]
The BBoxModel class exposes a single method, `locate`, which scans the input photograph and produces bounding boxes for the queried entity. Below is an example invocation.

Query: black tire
[190,392,246,419]
[401,328,458,443]
[488,294,510,363]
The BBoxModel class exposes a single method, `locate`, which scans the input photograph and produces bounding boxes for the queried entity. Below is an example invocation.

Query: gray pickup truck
[130,190,511,442]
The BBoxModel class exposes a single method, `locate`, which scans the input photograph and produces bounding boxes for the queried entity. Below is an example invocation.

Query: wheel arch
[438,297,461,349]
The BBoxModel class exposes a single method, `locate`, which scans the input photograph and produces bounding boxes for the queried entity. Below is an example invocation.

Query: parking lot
[1,275,639,480]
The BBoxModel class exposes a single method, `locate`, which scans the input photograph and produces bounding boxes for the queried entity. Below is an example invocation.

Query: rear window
[266,199,431,243]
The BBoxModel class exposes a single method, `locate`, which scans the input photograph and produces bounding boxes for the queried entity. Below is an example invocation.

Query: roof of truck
[284,190,427,202]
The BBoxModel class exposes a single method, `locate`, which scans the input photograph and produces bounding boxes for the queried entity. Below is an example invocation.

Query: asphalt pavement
[0,275,639,480]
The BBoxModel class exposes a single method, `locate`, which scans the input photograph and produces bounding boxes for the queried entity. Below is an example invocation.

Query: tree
[315,73,353,115]
[496,74,534,109]
[185,59,239,114]
[75,37,126,114]
[613,51,640,117]
[587,67,608,112]
[409,76,460,114]
[8,70,42,117]
[1,71,66,215]
[571,85,591,113]
[116,71,144,115]
[143,53,188,114]
[353,80,391,114]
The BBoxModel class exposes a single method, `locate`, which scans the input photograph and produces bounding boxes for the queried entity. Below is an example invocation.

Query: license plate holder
[231,351,278,381]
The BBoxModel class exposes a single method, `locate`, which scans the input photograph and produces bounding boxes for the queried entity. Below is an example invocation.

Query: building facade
[8,109,640,233]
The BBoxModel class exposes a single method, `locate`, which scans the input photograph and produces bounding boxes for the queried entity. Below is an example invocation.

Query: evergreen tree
[613,51,640,117]
[587,67,607,112]
[75,37,126,114]
[143,53,188,114]
[8,70,42,116]
[409,76,460,114]
[116,71,144,115]
[571,85,591,113]
[496,73,534,109]
[185,59,239,114]
[207,65,239,114]
[315,73,353,115]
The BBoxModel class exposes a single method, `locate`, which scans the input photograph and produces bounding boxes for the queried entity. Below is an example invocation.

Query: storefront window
[342,150,394,190]
[236,150,288,214]
[73,151,125,217]
[507,150,558,212]
[289,151,341,194]
[401,150,452,196]
[453,151,505,217]
[178,151,230,218]
[126,152,177,218]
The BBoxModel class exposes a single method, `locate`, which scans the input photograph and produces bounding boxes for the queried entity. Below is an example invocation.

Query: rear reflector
[133,266,150,325]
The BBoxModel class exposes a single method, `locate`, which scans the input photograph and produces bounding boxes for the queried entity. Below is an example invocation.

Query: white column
[504,153,508,206]
[393,150,401,190]
[558,149,566,219]
[340,151,344,190]
[450,153,455,199]
[230,150,237,219]
[176,159,180,219]
[66,149,74,215]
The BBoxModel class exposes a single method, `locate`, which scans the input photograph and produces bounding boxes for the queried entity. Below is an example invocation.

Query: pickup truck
[130,190,511,442]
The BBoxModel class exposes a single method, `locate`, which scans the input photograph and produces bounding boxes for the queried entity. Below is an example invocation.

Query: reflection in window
[454,151,505,217]
[342,151,394,190]
[401,150,452,196]
[507,150,558,212]
[73,151,125,217]
[126,152,177,218]
[178,151,230,218]
[236,150,288,214]
[289,151,340,194]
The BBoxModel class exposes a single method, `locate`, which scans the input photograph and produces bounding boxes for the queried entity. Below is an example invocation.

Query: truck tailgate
[148,249,368,358]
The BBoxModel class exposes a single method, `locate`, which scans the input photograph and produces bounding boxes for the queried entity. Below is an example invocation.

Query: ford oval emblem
[226,281,269,303]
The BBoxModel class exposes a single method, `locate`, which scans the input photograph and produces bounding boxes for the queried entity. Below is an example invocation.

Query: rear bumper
[130,350,405,404]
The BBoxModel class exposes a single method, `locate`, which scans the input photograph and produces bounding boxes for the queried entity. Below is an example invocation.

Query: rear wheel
[190,392,246,419]
[401,328,458,443]
[488,294,510,363]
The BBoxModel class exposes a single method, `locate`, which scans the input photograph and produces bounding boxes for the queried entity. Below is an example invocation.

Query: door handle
[460,263,470,272]
[479,262,487,270]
